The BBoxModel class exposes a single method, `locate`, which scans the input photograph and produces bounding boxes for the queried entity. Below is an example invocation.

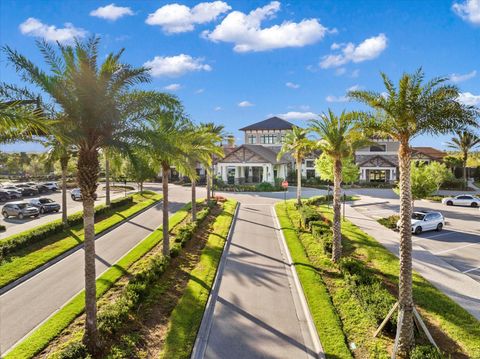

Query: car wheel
[436,223,443,232]
[471,202,478,208]
[2,211,8,218]
[71,195,75,200]
[414,226,422,235]
[446,201,453,206]
[18,213,24,220]
[34,214,39,218]
[40,207,45,214]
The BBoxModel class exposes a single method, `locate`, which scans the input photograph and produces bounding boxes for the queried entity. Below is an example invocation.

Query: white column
[221,165,227,182]
[262,165,267,182]
[267,164,274,183]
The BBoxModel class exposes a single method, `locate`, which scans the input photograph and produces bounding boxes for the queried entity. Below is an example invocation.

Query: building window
[306,169,316,178]
[370,144,386,152]
[260,134,276,144]
[247,135,257,144]
[305,160,314,168]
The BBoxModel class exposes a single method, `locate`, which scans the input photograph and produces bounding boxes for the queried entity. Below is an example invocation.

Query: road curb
[271,205,325,359]
[0,198,162,296]
[190,202,239,359]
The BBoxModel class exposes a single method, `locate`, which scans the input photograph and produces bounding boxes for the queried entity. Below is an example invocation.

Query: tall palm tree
[3,37,150,354]
[445,131,480,189]
[144,108,189,256]
[309,110,369,263]
[349,68,478,356]
[277,126,313,205]
[186,125,224,221]
[201,122,225,201]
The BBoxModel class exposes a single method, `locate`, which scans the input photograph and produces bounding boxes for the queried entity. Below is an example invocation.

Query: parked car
[397,211,445,235]
[4,189,22,199]
[71,188,97,201]
[2,201,40,219]
[29,197,61,214]
[15,184,39,196]
[42,182,59,191]
[35,184,50,193]
[0,190,10,202]
[441,194,480,207]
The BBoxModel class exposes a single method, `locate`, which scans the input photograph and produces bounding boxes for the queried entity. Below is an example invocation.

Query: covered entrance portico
[358,155,398,183]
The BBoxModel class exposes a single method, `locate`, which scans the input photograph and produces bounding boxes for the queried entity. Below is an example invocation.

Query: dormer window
[260,134,276,144]
[247,135,257,144]
[370,144,386,152]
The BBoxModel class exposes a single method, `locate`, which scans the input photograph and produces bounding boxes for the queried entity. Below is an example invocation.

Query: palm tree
[349,68,478,356]
[309,110,369,263]
[186,125,224,221]
[445,131,480,189]
[144,107,189,256]
[277,126,313,206]
[3,37,150,354]
[201,122,226,201]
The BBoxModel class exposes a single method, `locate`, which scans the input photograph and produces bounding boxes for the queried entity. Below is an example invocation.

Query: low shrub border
[377,214,399,230]
[275,202,353,358]
[4,201,192,359]
[0,192,162,289]
[159,199,237,359]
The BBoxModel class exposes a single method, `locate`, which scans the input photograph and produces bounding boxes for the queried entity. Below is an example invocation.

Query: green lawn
[159,199,237,359]
[0,191,162,288]
[318,204,480,358]
[5,200,191,359]
[275,201,353,359]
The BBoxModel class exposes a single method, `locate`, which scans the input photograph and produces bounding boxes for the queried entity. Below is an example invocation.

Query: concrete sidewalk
[345,204,480,320]
[193,202,322,359]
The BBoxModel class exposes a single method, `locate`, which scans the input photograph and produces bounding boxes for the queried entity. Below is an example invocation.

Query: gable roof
[219,144,291,164]
[239,116,295,131]
[412,147,446,160]
[357,154,398,167]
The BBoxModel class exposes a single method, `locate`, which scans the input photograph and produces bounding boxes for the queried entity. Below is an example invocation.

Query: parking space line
[433,241,480,255]
[421,232,454,240]
[463,265,480,274]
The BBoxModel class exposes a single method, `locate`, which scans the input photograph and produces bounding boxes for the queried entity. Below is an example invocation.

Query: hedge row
[0,196,133,261]
[298,205,322,229]
[57,202,215,358]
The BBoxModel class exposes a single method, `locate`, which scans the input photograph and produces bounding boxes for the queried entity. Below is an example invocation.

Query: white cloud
[277,111,319,120]
[19,17,86,43]
[163,83,182,91]
[347,84,362,91]
[458,92,480,106]
[144,54,212,77]
[146,1,231,33]
[453,0,480,25]
[203,1,331,52]
[195,88,205,94]
[238,100,254,107]
[450,70,477,83]
[90,3,134,21]
[286,82,300,89]
[320,33,387,69]
[299,105,310,111]
[325,95,348,103]
[214,106,222,111]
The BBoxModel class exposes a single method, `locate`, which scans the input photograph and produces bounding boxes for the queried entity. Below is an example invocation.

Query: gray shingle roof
[239,117,295,131]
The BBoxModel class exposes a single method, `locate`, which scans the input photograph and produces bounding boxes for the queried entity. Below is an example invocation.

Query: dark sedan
[29,198,61,214]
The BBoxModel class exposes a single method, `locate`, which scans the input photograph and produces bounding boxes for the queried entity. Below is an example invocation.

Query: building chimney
[226,134,235,148]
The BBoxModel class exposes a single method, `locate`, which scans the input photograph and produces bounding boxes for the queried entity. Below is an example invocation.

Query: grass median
[5,200,191,359]
[0,191,162,288]
[159,199,237,359]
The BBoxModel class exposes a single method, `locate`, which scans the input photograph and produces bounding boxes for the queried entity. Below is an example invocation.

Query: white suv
[42,182,59,191]
[397,211,445,235]
[71,188,97,201]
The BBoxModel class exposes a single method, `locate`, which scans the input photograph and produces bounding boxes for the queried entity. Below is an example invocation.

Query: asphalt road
[0,185,134,239]
[196,200,319,359]
[349,191,480,284]
[0,184,191,355]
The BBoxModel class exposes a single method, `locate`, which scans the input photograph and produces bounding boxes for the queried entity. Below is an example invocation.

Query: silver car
[2,201,40,219]
[29,197,61,214]
[441,194,480,207]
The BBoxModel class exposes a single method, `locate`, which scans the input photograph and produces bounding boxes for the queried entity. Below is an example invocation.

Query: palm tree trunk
[105,156,111,206]
[191,179,197,222]
[332,158,342,263]
[78,147,100,355]
[296,157,302,206]
[396,140,415,356]
[162,163,170,256]
[206,168,211,202]
[463,151,468,190]
[60,156,68,227]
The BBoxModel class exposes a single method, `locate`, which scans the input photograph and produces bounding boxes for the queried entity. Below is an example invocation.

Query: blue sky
[0,0,479,152]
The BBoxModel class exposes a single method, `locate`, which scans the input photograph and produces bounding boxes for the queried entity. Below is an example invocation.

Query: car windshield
[39,198,53,204]
[17,204,28,209]
[412,213,425,220]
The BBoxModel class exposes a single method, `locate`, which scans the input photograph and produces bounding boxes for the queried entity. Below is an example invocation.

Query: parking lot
[0,183,137,239]
[350,190,480,285]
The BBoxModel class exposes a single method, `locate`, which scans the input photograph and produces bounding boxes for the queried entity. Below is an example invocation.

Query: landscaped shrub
[411,345,445,359]
[310,220,333,255]
[377,215,399,230]
[255,182,275,191]
[298,205,322,229]
[58,341,89,359]
[0,195,136,261]
[441,178,468,190]
[0,225,5,232]
[339,258,397,329]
